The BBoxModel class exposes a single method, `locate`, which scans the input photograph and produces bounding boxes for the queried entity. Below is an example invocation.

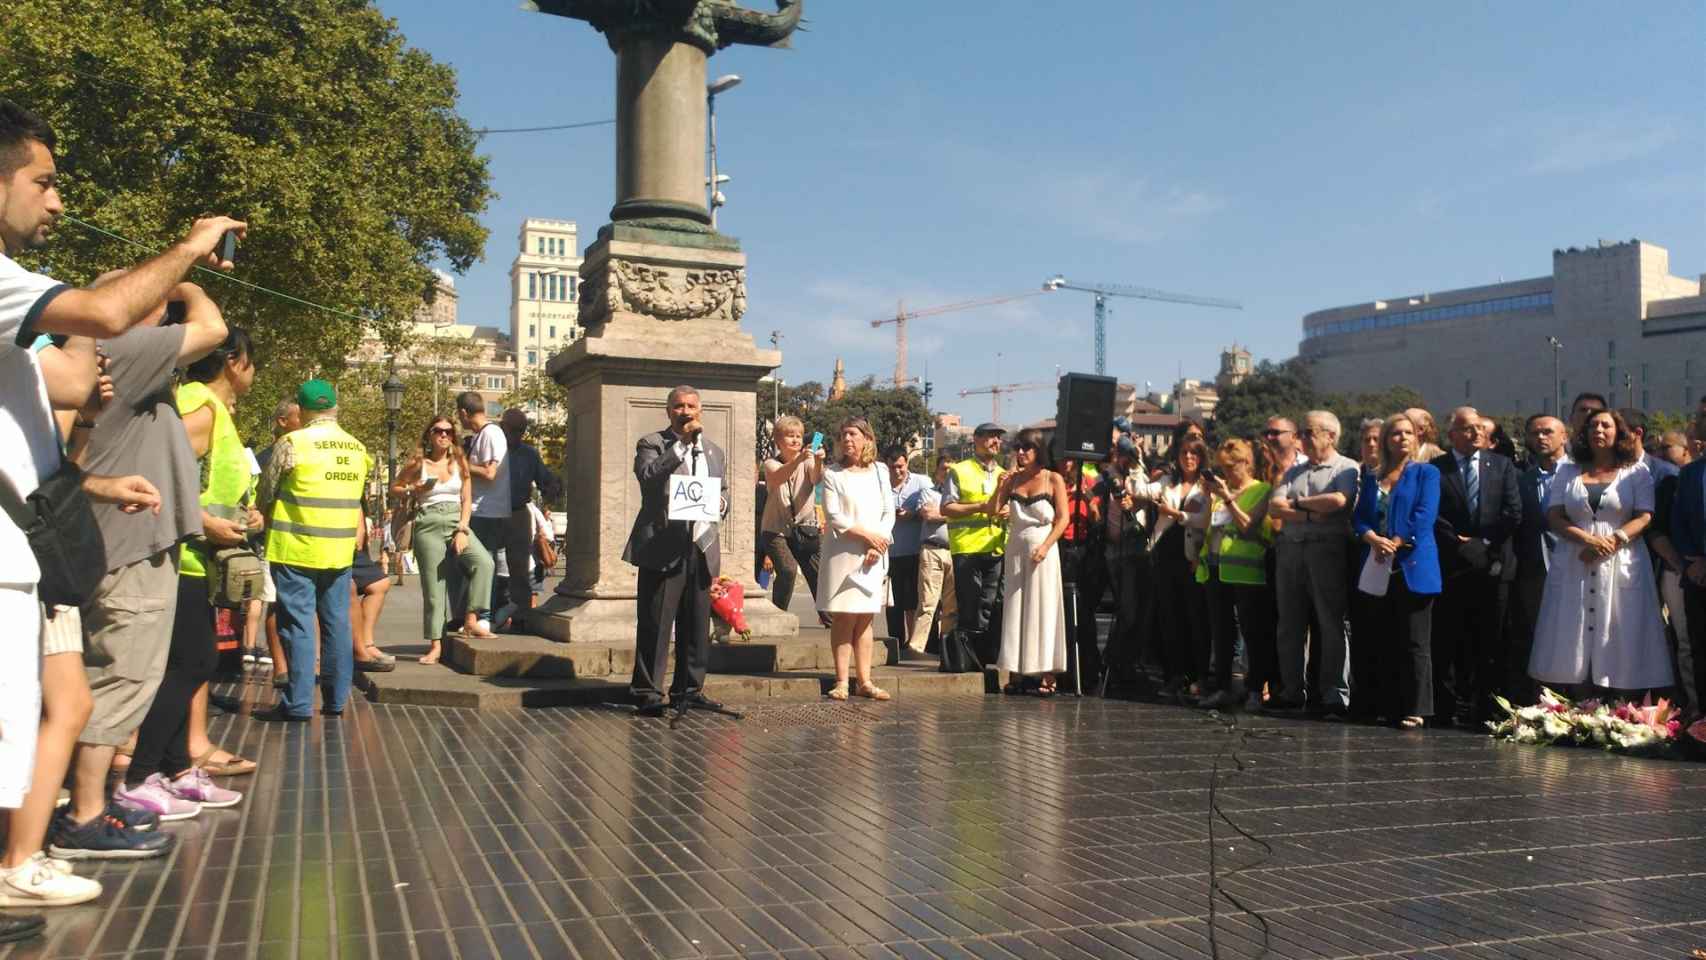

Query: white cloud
[1526,112,1682,175]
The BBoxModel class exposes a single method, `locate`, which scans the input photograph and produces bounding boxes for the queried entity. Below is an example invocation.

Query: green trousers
[412,502,494,640]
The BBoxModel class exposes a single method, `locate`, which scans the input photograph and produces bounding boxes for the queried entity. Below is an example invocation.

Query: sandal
[826,681,849,701]
[361,646,397,666]
[194,747,258,777]
[1399,716,1425,729]
[854,681,891,702]
[1037,677,1057,698]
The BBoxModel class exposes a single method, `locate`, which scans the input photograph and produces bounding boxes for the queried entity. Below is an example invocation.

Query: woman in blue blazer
[1353,413,1442,728]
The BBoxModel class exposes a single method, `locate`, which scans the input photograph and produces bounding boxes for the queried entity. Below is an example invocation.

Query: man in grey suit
[625,385,728,716]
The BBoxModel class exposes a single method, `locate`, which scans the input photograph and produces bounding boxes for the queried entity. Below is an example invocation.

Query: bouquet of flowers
[1488,687,1688,757]
[708,575,751,643]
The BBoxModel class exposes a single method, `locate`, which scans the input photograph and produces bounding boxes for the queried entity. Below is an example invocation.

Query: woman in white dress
[817,418,895,701]
[991,429,1069,694]
[1529,409,1673,693]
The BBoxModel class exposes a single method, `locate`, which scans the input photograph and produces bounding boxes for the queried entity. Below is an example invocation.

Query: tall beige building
[1300,239,1706,415]
[356,269,517,417]
[509,217,584,382]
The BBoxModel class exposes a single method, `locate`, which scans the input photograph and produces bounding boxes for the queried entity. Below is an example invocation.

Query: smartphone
[808,432,823,453]
[219,229,238,264]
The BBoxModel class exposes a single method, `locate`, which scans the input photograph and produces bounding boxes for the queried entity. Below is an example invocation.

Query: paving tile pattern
[5,684,1705,959]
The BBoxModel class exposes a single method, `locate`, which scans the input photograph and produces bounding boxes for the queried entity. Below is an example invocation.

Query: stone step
[359,659,987,710]
[448,627,888,679]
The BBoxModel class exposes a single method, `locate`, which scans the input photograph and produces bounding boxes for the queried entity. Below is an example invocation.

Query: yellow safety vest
[1196,481,1274,586]
[946,458,1007,555]
[177,381,250,579]
[266,418,371,570]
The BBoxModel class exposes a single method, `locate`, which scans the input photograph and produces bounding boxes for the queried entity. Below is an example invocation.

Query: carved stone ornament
[531,0,802,55]
[594,259,747,323]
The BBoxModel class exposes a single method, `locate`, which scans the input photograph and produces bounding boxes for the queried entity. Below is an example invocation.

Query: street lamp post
[382,370,406,517]
[707,74,741,229]
[1546,336,1563,416]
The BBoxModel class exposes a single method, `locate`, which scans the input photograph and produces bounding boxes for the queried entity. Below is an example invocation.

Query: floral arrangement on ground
[1488,687,1706,759]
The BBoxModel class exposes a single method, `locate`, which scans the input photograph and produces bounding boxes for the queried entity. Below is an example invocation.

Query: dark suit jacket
[1430,448,1522,578]
[1673,459,1706,562]
[623,429,728,577]
[1513,460,1564,580]
[1353,462,1442,595]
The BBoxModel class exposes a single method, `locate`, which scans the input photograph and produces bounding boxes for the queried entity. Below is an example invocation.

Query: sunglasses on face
[1263,429,1290,438]
[430,427,453,436]
[1014,442,1037,452]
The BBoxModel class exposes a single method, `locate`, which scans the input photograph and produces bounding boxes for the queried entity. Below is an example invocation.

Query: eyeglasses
[1262,429,1291,438]
[430,427,454,436]
[1013,442,1037,452]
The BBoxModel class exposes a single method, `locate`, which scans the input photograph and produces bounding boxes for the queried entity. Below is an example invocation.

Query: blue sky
[378,1,1704,425]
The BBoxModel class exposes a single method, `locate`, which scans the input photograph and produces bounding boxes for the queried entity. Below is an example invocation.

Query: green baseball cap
[297,379,337,411]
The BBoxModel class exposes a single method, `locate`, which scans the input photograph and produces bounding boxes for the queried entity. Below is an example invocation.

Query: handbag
[207,546,266,608]
[0,461,107,607]
[534,522,558,571]
[201,502,265,608]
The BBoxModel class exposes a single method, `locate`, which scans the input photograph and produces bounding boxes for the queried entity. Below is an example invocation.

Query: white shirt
[468,421,510,519]
[0,254,67,586]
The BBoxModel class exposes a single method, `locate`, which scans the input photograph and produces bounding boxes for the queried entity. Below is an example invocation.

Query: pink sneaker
[114,774,201,822]
[166,769,242,809]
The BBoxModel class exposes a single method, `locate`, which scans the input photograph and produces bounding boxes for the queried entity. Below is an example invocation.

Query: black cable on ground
[1202,708,1294,959]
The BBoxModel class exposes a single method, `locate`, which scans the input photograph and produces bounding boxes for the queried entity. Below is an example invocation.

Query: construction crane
[960,380,1054,422]
[1043,275,1242,375]
[870,288,1055,388]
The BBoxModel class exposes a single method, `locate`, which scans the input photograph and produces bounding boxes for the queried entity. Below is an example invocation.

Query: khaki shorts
[80,550,180,747]
[42,604,83,656]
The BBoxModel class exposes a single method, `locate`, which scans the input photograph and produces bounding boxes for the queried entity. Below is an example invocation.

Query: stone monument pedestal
[530,226,799,647]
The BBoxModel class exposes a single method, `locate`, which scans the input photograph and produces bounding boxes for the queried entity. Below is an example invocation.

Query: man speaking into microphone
[624,385,728,717]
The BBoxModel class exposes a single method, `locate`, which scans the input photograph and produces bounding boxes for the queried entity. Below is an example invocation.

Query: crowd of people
[762,394,1706,736]
[0,99,572,935]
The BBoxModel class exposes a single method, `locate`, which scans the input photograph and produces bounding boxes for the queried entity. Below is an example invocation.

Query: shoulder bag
[202,501,266,608]
[782,463,821,558]
[0,460,107,607]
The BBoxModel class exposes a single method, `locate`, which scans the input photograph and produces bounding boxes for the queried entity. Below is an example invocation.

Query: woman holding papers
[818,418,895,701]
[1353,413,1441,729]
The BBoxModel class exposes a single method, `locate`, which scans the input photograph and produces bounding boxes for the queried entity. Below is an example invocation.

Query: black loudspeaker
[1055,372,1118,462]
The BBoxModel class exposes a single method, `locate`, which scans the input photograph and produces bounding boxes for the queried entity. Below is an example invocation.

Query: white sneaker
[0,852,102,906]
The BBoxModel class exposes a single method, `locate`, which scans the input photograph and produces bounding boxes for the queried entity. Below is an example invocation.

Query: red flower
[709,576,751,642]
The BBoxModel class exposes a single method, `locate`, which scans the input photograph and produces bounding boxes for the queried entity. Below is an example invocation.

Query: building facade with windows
[356,271,517,417]
[508,218,584,383]
[1299,239,1706,415]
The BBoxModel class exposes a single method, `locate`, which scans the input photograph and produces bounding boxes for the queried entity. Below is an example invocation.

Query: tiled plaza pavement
[5,686,1705,959]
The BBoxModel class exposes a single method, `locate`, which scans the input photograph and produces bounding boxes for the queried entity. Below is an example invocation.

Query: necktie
[690,445,717,552]
[1461,454,1479,518]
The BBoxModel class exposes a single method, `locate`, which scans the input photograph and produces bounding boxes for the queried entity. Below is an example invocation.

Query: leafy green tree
[755,379,825,460]
[1212,359,1316,443]
[1319,385,1426,445]
[502,370,568,478]
[1,0,492,445]
[812,378,932,457]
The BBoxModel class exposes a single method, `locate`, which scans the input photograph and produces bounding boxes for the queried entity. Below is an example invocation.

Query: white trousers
[0,585,42,809]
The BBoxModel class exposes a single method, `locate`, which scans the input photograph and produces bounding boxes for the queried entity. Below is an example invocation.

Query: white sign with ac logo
[667,475,721,523]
